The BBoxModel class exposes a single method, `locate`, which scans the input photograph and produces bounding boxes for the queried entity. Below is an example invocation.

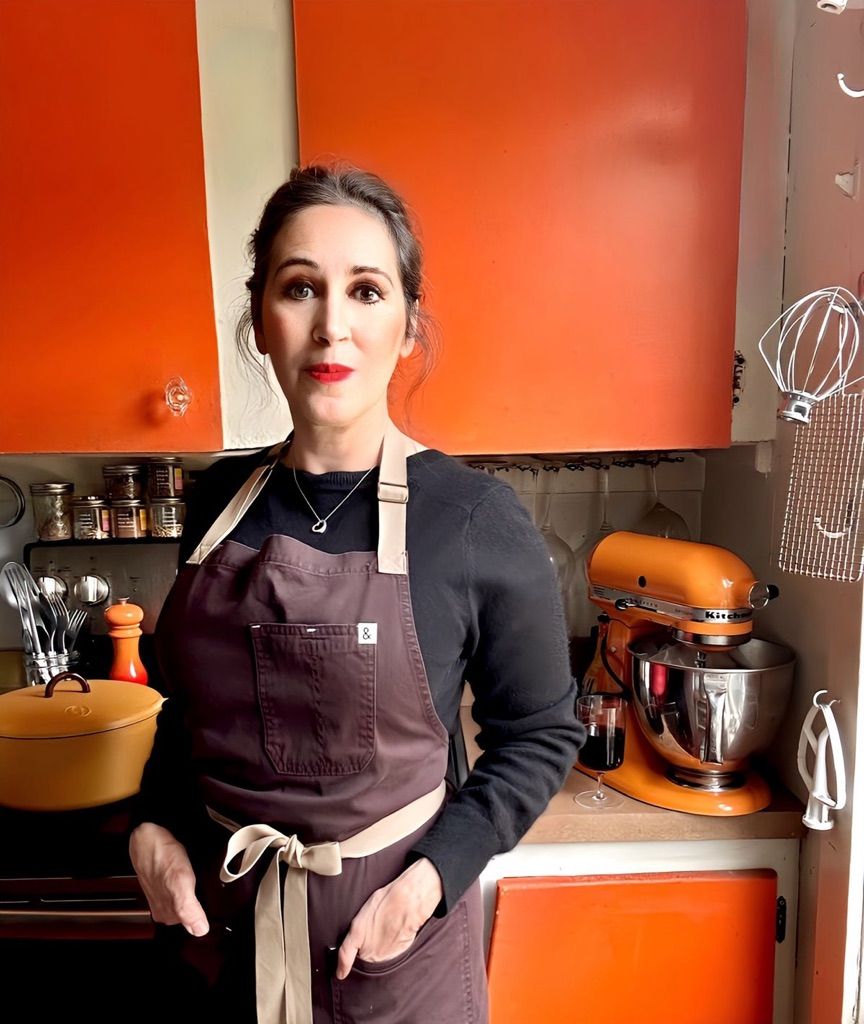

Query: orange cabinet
[486,871,778,1024]
[294,0,747,454]
[0,0,221,454]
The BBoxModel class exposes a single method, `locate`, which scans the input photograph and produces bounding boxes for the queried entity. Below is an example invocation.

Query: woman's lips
[304,364,354,383]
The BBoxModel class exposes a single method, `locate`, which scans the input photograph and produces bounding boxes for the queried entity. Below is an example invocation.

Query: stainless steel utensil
[629,635,795,790]
[1,562,82,684]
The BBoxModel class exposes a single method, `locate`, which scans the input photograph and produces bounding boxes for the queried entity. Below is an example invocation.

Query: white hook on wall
[838,73,864,98]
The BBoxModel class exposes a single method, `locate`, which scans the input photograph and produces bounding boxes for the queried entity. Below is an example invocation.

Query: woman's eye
[285,281,314,300]
[354,284,382,303]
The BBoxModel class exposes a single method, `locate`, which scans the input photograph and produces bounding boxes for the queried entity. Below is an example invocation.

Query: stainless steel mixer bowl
[628,636,795,790]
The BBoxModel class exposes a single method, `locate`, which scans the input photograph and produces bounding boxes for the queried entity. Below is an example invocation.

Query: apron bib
[153,422,488,1024]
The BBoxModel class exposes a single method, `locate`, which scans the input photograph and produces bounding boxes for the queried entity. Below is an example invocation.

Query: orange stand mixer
[580,532,795,815]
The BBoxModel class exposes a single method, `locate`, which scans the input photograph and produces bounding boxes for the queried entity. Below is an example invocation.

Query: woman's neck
[286,411,391,474]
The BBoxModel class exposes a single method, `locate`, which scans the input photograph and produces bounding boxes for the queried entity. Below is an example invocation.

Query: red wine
[579,726,625,772]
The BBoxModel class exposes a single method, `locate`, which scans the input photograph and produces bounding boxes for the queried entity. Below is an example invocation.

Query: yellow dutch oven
[0,670,165,811]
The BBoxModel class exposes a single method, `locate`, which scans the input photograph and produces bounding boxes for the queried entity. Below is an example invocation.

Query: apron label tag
[357,623,378,645]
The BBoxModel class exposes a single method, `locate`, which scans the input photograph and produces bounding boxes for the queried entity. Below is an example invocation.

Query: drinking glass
[632,464,690,540]
[574,693,627,809]
[566,466,615,638]
[536,469,576,599]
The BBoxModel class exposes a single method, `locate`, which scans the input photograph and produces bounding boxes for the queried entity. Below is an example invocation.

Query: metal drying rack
[464,452,687,474]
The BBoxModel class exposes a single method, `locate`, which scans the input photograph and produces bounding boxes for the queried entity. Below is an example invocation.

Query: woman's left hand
[336,857,443,979]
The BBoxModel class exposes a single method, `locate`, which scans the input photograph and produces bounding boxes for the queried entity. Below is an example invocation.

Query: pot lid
[0,674,165,740]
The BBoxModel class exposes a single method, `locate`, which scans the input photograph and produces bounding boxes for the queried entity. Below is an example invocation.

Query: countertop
[460,707,806,844]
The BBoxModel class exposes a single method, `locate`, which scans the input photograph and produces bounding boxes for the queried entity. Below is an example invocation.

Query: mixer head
[586,532,778,648]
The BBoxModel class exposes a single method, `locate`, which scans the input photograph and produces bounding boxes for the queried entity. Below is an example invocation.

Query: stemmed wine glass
[632,463,690,540]
[536,468,576,599]
[566,466,615,638]
[574,693,627,809]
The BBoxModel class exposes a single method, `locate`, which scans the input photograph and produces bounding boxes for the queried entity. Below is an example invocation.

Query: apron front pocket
[250,623,376,776]
[331,898,477,1024]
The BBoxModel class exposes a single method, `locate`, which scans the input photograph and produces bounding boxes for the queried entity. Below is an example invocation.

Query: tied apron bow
[209,781,447,1024]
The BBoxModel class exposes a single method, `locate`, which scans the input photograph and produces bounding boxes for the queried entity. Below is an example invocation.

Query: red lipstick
[304,363,354,384]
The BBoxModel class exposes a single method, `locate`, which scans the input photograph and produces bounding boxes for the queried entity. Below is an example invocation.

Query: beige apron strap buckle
[377,481,409,504]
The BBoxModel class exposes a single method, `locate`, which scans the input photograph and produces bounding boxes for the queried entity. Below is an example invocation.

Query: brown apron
[153,422,488,1024]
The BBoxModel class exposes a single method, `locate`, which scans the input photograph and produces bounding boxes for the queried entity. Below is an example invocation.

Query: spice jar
[29,482,73,541]
[148,457,184,499]
[72,495,111,540]
[149,497,185,538]
[103,464,144,501]
[110,499,148,539]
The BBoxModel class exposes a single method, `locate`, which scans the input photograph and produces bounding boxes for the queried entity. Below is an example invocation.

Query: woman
[130,166,583,1024]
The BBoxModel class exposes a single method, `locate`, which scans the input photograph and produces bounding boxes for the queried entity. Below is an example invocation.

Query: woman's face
[254,203,415,430]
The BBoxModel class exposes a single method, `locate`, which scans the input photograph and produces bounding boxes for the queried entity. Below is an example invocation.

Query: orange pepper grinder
[104,597,149,685]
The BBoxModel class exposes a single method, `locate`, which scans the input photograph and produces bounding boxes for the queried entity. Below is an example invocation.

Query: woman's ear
[401,301,419,358]
[253,321,267,356]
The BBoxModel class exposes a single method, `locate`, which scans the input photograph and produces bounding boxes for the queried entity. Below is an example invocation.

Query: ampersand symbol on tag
[357,622,378,645]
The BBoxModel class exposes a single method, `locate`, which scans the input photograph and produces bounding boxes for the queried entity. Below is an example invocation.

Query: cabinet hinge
[732,350,746,406]
[775,895,787,943]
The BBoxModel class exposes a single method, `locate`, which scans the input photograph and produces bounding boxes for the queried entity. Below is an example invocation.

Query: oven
[0,797,164,1020]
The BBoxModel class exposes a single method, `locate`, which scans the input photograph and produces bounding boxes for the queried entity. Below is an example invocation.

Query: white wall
[195,0,296,450]
[732,0,796,443]
[703,3,864,1021]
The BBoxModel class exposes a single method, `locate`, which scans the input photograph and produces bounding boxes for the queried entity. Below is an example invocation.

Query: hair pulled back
[236,165,438,399]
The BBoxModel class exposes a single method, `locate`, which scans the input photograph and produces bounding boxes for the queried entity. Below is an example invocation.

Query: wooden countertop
[460,707,806,844]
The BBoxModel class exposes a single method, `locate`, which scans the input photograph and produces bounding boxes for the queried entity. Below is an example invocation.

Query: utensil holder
[23,651,77,686]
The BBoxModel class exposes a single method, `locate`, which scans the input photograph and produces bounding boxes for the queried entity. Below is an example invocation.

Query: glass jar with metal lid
[110,499,148,539]
[148,457,184,499]
[72,495,111,540]
[103,464,145,501]
[29,482,73,540]
[149,497,185,538]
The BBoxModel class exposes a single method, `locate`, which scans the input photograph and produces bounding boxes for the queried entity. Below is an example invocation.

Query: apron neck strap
[186,421,426,575]
[377,420,426,575]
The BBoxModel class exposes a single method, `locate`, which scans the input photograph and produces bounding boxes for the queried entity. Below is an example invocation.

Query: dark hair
[235,164,439,406]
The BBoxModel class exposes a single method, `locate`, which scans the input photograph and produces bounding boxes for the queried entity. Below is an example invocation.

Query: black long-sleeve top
[134,446,583,913]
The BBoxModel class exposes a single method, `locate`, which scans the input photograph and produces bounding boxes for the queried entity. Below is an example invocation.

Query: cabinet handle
[164,376,192,417]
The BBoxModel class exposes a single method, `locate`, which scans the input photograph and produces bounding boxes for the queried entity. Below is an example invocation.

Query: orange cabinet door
[294,0,746,454]
[487,871,777,1024]
[0,0,221,454]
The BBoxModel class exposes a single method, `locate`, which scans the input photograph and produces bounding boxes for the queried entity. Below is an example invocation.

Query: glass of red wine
[574,693,627,809]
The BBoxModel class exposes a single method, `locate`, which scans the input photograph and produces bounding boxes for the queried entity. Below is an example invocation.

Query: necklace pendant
[311,519,328,534]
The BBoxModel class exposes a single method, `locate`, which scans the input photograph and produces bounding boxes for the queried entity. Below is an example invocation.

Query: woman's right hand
[129,822,210,937]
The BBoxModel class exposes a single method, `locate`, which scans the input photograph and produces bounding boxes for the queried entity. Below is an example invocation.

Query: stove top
[0,797,138,879]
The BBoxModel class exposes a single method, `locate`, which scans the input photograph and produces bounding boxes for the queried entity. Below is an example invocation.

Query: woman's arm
[408,481,585,913]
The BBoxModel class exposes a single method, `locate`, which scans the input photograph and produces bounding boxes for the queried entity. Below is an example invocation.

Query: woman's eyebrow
[352,265,394,286]
[274,256,318,275]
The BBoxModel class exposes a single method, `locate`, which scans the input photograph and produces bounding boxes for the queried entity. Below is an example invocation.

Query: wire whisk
[758,286,864,424]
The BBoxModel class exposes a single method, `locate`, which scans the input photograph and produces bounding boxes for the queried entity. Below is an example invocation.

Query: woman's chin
[288,395,383,431]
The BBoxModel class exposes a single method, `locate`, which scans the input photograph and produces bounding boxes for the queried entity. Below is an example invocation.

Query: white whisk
[758,286,864,424]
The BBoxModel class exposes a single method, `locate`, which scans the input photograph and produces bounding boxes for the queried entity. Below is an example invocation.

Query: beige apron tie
[208,780,447,1024]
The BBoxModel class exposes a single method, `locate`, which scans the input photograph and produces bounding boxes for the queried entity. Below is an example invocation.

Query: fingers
[129,824,209,937]
[336,934,360,980]
[174,890,210,937]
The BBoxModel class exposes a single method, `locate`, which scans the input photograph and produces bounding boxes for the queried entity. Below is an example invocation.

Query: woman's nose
[313,294,350,345]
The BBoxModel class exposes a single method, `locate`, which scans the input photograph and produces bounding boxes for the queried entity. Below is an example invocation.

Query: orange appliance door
[487,871,777,1024]
[294,0,746,455]
[0,0,221,453]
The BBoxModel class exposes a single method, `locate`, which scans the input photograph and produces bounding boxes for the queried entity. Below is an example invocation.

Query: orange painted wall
[487,871,777,1024]
[0,0,221,453]
[295,0,746,454]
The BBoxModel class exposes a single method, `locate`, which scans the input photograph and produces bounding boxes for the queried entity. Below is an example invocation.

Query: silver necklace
[292,463,375,534]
